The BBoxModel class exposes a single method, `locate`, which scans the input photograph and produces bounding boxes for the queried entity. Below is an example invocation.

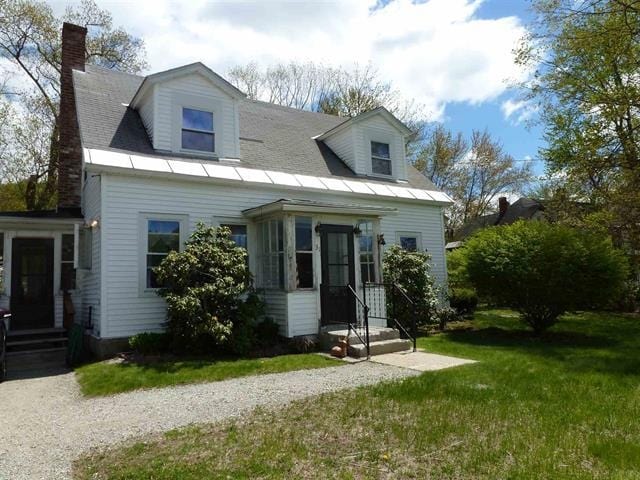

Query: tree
[463,221,628,334]
[0,0,147,210]
[414,126,532,232]
[515,0,640,266]
[154,224,263,353]
[227,61,425,127]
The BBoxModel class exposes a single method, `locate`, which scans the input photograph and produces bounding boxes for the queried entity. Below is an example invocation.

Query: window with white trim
[371,141,391,176]
[295,217,313,289]
[221,224,247,249]
[181,108,215,153]
[145,219,182,288]
[358,220,375,283]
[396,232,422,252]
[61,234,76,291]
[257,219,284,289]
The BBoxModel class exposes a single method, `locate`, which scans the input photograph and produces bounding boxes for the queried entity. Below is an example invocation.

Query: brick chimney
[498,196,509,217]
[57,22,87,214]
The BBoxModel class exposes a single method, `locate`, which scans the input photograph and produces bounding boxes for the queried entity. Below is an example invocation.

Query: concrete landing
[370,350,476,372]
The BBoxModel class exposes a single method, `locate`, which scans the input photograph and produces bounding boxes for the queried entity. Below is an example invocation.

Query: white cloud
[51,0,531,121]
[501,98,538,124]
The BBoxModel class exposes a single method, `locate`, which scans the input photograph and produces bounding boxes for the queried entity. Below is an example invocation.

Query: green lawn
[75,353,341,397]
[75,310,640,479]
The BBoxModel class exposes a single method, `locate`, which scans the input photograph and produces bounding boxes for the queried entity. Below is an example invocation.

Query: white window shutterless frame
[139,214,188,295]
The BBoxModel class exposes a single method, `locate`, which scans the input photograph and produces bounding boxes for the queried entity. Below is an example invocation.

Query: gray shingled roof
[73,64,435,190]
[456,197,545,239]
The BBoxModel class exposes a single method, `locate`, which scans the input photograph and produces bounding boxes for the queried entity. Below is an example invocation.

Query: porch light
[86,218,99,229]
[353,225,362,236]
[377,233,386,246]
[314,222,322,234]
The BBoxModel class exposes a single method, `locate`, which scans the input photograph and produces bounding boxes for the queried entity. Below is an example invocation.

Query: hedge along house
[0,23,452,357]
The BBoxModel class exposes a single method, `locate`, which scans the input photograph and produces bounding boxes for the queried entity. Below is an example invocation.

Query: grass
[74,310,640,479]
[75,353,341,397]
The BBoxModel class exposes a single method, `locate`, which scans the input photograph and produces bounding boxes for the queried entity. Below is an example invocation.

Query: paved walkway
[371,350,477,371]
[0,362,418,480]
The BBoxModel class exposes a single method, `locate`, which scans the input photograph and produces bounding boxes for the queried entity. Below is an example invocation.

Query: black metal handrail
[347,284,370,360]
[363,282,417,352]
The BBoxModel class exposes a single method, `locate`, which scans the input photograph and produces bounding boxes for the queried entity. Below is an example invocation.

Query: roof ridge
[246,98,343,121]
[85,63,145,79]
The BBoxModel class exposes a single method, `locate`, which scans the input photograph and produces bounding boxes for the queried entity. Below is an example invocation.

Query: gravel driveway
[0,361,418,480]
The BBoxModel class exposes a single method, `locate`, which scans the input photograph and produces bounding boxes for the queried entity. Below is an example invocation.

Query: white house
[0,23,452,357]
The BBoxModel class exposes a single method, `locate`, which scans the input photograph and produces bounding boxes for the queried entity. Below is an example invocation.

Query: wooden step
[7,327,67,337]
[7,337,68,347]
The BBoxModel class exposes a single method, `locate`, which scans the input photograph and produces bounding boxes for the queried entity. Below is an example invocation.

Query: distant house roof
[73,64,438,191]
[456,197,545,239]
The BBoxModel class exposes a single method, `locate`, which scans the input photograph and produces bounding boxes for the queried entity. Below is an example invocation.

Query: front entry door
[320,225,356,325]
[10,238,55,330]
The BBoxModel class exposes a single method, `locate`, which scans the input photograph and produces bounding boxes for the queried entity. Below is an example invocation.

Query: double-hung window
[257,219,284,289]
[358,220,375,283]
[371,141,391,176]
[182,108,215,153]
[145,219,182,289]
[61,234,76,291]
[295,217,313,289]
[221,224,248,249]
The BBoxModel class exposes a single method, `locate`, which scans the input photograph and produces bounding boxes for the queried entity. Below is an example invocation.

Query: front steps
[6,328,68,355]
[320,326,413,358]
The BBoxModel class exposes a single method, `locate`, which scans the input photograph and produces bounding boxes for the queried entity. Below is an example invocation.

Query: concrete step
[348,338,413,358]
[319,326,399,349]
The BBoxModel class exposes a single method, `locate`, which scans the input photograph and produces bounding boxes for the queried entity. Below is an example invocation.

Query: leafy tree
[414,126,532,232]
[463,221,628,334]
[382,245,439,327]
[0,0,147,209]
[515,0,640,269]
[154,223,264,353]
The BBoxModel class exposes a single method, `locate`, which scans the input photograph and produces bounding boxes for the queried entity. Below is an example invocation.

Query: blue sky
[50,0,545,175]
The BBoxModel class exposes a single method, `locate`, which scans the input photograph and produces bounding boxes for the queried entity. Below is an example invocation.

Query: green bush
[155,223,264,353]
[382,244,439,327]
[254,317,281,347]
[128,332,170,355]
[447,247,472,290]
[464,221,628,334]
[435,306,460,330]
[449,288,478,317]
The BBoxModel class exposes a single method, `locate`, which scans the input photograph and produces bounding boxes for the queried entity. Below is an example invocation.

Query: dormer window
[371,141,391,176]
[182,108,215,153]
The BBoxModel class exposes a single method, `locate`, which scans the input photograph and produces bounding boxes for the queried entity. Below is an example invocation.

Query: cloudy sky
[50,0,543,170]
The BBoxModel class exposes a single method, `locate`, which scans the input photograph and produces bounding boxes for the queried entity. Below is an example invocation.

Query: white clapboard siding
[353,115,407,180]
[380,203,447,285]
[79,173,102,335]
[100,174,446,338]
[150,74,240,158]
[287,291,317,336]
[137,86,154,141]
[323,126,355,172]
[262,289,288,335]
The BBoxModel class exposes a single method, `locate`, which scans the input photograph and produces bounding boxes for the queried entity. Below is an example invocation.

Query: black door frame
[319,224,356,325]
[10,237,55,331]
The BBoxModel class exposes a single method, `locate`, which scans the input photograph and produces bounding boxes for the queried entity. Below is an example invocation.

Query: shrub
[382,244,439,327]
[155,223,264,353]
[254,317,281,347]
[449,288,478,317]
[289,336,318,354]
[464,221,628,334]
[435,306,460,330]
[128,332,170,355]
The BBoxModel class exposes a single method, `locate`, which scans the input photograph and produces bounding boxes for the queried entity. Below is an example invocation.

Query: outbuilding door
[10,238,54,330]
[319,225,356,325]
